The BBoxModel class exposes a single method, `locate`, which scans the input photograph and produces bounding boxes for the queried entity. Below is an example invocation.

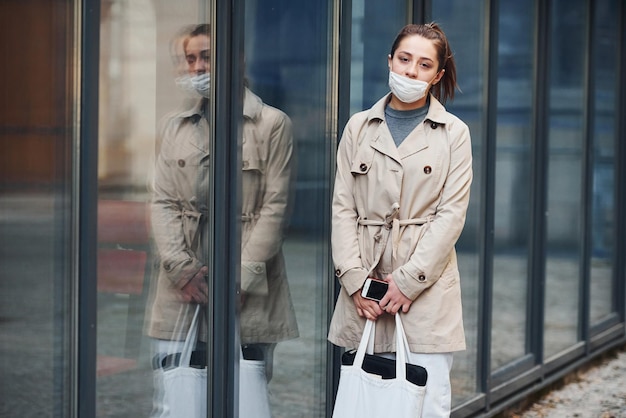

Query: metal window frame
[210,0,244,416]
[74,1,100,417]
[70,0,626,416]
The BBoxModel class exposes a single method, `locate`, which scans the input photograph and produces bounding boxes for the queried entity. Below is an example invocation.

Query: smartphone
[361,278,388,302]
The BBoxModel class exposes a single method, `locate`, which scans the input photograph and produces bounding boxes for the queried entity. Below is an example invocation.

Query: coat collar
[365,93,449,161]
[366,93,449,126]
[175,87,264,122]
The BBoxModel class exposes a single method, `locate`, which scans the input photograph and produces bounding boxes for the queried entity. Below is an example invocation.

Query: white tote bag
[332,314,426,418]
[159,305,207,418]
[154,304,272,418]
[239,350,272,418]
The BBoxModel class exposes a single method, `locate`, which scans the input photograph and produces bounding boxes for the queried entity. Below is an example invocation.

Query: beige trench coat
[146,88,299,344]
[328,94,472,353]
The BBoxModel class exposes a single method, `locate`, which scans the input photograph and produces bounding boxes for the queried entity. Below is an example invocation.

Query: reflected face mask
[190,73,211,98]
[174,74,196,96]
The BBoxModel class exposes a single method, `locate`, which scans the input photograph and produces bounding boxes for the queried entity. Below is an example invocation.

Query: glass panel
[0,1,74,416]
[589,0,618,324]
[433,1,484,404]
[243,0,334,416]
[544,0,586,357]
[96,2,212,416]
[350,0,407,114]
[491,0,534,371]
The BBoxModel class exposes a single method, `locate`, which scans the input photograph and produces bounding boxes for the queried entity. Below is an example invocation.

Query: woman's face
[388,34,443,86]
[185,34,210,75]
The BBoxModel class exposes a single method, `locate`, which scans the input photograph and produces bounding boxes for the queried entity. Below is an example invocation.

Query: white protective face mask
[190,73,211,98]
[388,71,431,103]
[174,74,197,96]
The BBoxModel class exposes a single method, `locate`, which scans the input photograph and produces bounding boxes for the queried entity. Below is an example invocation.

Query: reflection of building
[1,0,625,417]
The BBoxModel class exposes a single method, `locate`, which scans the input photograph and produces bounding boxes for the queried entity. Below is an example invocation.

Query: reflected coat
[328,94,472,353]
[146,89,299,344]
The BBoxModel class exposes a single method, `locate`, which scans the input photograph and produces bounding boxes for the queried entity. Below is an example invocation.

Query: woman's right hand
[181,266,209,304]
[351,286,384,321]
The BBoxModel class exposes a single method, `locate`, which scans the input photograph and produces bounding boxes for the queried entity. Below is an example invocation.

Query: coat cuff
[393,262,429,300]
[162,252,204,289]
[336,264,369,296]
[241,261,269,296]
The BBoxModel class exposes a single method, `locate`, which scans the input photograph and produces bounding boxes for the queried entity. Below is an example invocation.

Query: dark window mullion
[210,1,244,416]
[76,1,101,417]
[527,0,551,367]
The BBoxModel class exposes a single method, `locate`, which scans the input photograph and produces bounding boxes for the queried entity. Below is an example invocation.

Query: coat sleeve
[393,118,473,300]
[150,119,204,289]
[331,117,369,296]
[240,111,293,293]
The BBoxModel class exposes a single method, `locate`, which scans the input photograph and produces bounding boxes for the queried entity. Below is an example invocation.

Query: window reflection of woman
[146,23,298,417]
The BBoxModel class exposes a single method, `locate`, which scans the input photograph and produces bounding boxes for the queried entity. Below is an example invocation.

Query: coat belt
[357,203,433,267]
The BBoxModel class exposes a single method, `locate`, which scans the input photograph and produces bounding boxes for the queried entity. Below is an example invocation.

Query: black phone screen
[365,279,388,301]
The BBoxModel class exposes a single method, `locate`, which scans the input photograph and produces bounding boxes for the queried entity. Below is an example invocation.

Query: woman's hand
[351,285,384,321]
[181,266,209,304]
[379,273,412,314]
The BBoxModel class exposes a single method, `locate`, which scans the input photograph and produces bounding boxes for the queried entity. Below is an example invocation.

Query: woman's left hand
[379,274,412,315]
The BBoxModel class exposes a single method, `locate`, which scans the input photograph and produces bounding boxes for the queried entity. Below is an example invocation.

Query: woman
[328,23,473,417]
[146,23,298,416]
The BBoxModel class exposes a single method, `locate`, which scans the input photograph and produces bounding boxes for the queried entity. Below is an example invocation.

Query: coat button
[424,166,432,174]
[430,122,438,129]
[335,269,341,276]
[418,274,426,282]
[177,159,186,167]
[255,265,263,273]
[359,163,367,172]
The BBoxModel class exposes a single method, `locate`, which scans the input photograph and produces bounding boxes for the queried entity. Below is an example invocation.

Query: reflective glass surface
[491,0,534,371]
[349,1,407,113]
[96,2,212,416]
[0,2,74,416]
[589,0,618,325]
[544,0,586,357]
[243,1,335,415]
[431,1,484,404]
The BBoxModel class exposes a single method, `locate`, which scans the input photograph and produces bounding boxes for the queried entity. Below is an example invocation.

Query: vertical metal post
[615,0,626,322]
[327,0,350,415]
[75,1,100,417]
[579,0,594,349]
[527,0,551,366]
[210,0,244,416]
[479,0,498,408]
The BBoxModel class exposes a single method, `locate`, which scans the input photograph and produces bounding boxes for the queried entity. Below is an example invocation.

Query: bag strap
[354,316,411,382]
[179,305,202,367]
[353,319,375,369]
[394,313,410,381]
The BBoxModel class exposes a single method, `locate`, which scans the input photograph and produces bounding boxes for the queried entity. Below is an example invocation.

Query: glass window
[0,2,74,416]
[491,0,535,371]
[432,1,484,405]
[350,0,407,113]
[544,0,587,358]
[589,0,618,325]
[243,0,335,415]
[96,2,212,416]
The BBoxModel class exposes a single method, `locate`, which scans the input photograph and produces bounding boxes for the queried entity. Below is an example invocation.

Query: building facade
[0,0,624,416]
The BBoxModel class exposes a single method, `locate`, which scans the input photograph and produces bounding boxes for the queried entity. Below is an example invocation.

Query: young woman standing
[329,23,473,417]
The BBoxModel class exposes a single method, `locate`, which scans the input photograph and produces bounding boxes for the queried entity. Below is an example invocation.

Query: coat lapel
[370,122,402,163]
[397,122,428,159]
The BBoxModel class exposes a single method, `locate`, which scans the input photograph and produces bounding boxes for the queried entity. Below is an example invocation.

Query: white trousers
[379,351,454,418]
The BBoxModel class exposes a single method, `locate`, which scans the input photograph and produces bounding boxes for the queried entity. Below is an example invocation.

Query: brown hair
[390,22,458,104]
